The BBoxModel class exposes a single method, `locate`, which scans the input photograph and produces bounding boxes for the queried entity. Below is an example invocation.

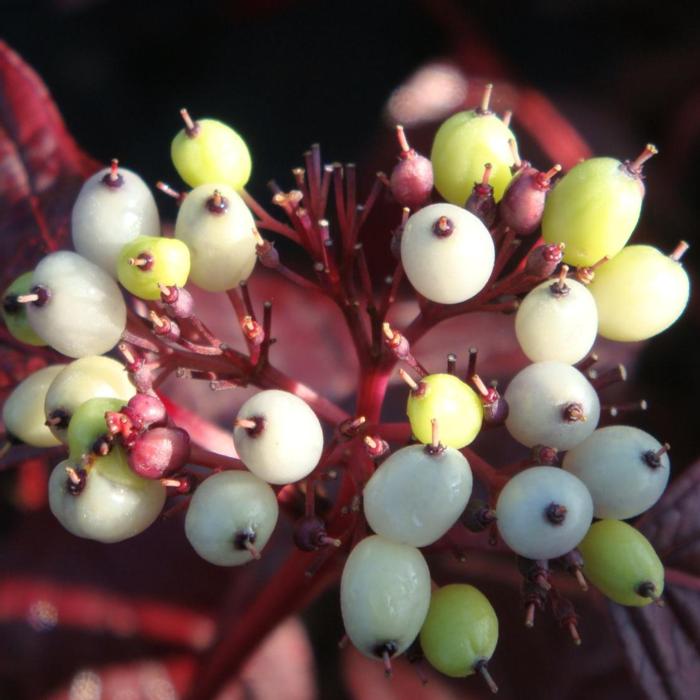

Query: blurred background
[1,0,699,698]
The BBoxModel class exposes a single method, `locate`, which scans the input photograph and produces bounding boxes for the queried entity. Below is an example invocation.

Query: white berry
[363,444,472,547]
[185,470,279,566]
[233,389,324,485]
[496,466,593,560]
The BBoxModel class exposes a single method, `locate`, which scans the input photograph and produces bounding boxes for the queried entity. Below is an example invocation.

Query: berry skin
[431,109,516,203]
[587,244,690,342]
[406,373,483,449]
[577,519,664,606]
[44,356,136,443]
[233,389,324,485]
[71,164,160,274]
[504,362,600,450]
[363,444,473,547]
[1,272,47,346]
[174,184,257,292]
[128,426,191,479]
[122,393,167,431]
[2,365,66,447]
[26,251,127,358]
[171,115,252,190]
[542,154,651,267]
[499,165,559,236]
[67,396,125,460]
[184,470,279,566]
[496,466,594,560]
[562,426,670,519]
[117,236,191,300]
[515,277,598,365]
[341,535,431,660]
[400,203,495,304]
[389,126,434,209]
[420,584,498,679]
[48,450,166,543]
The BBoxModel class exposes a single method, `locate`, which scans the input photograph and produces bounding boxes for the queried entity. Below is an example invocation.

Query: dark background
[1,0,699,698]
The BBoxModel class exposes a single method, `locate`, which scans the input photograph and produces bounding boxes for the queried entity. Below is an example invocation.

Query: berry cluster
[0,85,690,693]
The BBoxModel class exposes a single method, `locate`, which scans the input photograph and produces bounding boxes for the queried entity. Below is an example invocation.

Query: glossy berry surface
[578,519,664,606]
[117,236,191,300]
[71,164,160,274]
[563,426,670,519]
[588,244,690,341]
[431,110,515,203]
[44,356,136,443]
[174,184,257,292]
[48,450,166,543]
[496,466,594,560]
[184,470,279,566]
[515,277,598,364]
[542,157,645,267]
[233,389,324,485]
[2,364,65,447]
[504,362,600,450]
[1,272,47,346]
[406,373,483,449]
[128,426,191,479]
[420,584,498,678]
[27,251,127,358]
[341,535,431,659]
[363,444,472,547]
[171,117,252,190]
[400,203,494,304]
[67,396,125,459]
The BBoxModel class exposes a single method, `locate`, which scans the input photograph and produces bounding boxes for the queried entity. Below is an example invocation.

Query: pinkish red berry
[128,426,191,479]
[389,126,433,209]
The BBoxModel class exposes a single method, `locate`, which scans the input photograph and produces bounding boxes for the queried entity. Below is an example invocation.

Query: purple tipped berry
[389,125,433,209]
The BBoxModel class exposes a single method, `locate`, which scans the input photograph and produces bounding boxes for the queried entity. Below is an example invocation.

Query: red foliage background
[1,1,699,698]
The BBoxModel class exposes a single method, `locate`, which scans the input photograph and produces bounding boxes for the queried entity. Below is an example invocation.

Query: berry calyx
[179,107,200,137]
[432,215,454,238]
[465,162,497,227]
[621,143,658,179]
[100,158,124,188]
[293,515,341,552]
[206,189,229,214]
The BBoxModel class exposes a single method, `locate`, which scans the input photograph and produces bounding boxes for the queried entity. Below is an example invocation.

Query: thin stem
[240,190,301,244]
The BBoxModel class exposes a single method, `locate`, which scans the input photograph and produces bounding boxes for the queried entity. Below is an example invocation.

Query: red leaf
[0,40,99,290]
[43,617,315,700]
[0,574,215,650]
[609,460,700,700]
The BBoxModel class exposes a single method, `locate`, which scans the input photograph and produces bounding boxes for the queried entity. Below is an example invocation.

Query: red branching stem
[357,173,387,232]
[354,243,376,310]
[188,444,244,471]
[258,301,274,367]
[378,262,404,321]
[333,164,348,241]
[277,261,324,292]
[240,189,300,243]
[259,365,350,425]
[294,207,322,259]
[462,447,509,489]
[292,167,311,211]
[226,288,257,355]
[239,281,256,320]
[305,144,323,220]
[186,314,220,347]
[304,479,316,517]
[320,164,333,216]
[186,550,342,700]
[345,163,358,251]
[491,227,519,280]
